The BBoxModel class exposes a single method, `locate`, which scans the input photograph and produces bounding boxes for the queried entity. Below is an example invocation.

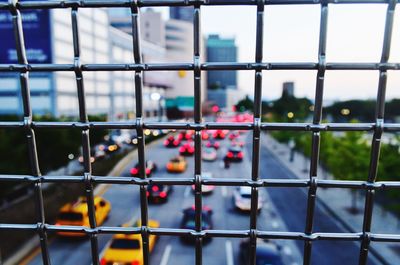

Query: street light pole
[151,92,164,122]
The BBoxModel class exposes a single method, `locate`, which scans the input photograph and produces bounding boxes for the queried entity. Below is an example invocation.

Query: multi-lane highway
[26,131,378,265]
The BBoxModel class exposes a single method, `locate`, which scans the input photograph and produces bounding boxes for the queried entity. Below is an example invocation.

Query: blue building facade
[206,34,237,90]
[169,7,193,23]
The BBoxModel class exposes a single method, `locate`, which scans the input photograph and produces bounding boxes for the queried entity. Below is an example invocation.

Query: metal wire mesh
[0,0,400,265]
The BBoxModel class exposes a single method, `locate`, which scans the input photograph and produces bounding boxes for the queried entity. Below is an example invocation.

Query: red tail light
[189,148,194,153]
[130,168,139,175]
[159,191,167,198]
[227,152,234,158]
[152,185,159,192]
[179,147,185,153]
[131,261,140,265]
[146,191,149,197]
[237,152,243,158]
[145,168,151,175]
[173,140,179,146]
[100,258,107,265]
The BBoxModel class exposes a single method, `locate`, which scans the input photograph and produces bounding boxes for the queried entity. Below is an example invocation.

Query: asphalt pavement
[25,131,378,265]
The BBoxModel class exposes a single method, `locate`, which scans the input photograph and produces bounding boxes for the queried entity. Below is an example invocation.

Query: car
[213,129,226,140]
[164,135,180,147]
[202,147,217,161]
[55,196,111,237]
[229,131,240,141]
[239,238,284,265]
[166,156,187,173]
[99,139,120,153]
[78,155,95,164]
[225,146,244,162]
[205,140,220,150]
[191,172,215,194]
[179,142,195,156]
[233,186,263,212]
[201,130,210,140]
[100,219,159,265]
[180,205,213,243]
[177,130,194,141]
[130,160,157,177]
[231,140,245,148]
[78,147,104,164]
[147,183,173,203]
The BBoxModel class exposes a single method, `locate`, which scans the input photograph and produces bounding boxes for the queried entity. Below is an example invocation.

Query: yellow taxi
[166,155,187,173]
[100,219,160,265]
[55,196,111,237]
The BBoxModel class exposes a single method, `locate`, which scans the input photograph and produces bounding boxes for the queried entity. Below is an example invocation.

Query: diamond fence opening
[0,0,400,265]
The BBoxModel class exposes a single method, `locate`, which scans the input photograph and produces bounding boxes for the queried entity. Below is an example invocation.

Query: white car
[202,147,217,161]
[233,186,263,212]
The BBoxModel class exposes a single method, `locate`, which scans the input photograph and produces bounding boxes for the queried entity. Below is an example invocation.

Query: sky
[157,4,400,101]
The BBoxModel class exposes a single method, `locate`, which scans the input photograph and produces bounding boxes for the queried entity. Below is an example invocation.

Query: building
[206,34,237,90]
[109,28,169,120]
[0,8,166,119]
[208,88,245,111]
[163,18,207,117]
[107,8,131,35]
[169,6,193,23]
[282,82,295,98]
[138,9,166,47]
[109,8,207,118]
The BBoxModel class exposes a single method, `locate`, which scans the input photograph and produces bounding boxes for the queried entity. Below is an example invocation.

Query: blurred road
[26,131,379,265]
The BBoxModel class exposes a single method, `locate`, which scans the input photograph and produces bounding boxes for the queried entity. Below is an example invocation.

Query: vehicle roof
[229,146,242,152]
[59,196,105,213]
[256,242,281,258]
[114,219,160,240]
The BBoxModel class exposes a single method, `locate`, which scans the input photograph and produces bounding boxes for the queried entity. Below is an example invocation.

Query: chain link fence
[0,0,400,264]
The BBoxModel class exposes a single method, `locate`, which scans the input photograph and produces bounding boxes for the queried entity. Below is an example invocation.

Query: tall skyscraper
[169,7,193,23]
[206,34,237,90]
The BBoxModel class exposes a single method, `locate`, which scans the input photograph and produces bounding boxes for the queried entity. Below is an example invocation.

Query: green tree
[327,130,370,212]
[235,95,254,112]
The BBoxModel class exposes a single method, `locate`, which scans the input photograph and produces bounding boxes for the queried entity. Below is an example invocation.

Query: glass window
[0,97,19,111]
[57,212,83,221]
[110,239,140,249]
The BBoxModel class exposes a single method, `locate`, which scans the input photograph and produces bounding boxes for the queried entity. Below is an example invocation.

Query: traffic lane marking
[160,244,172,265]
[225,240,234,265]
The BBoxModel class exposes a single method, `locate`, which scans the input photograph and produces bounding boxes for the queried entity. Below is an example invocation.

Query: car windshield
[110,238,140,249]
[204,148,214,154]
[184,211,210,221]
[230,147,241,153]
[171,158,181,163]
[58,212,83,221]
[241,194,252,199]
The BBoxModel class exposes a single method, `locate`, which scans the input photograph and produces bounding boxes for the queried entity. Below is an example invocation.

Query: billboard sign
[0,1,52,64]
